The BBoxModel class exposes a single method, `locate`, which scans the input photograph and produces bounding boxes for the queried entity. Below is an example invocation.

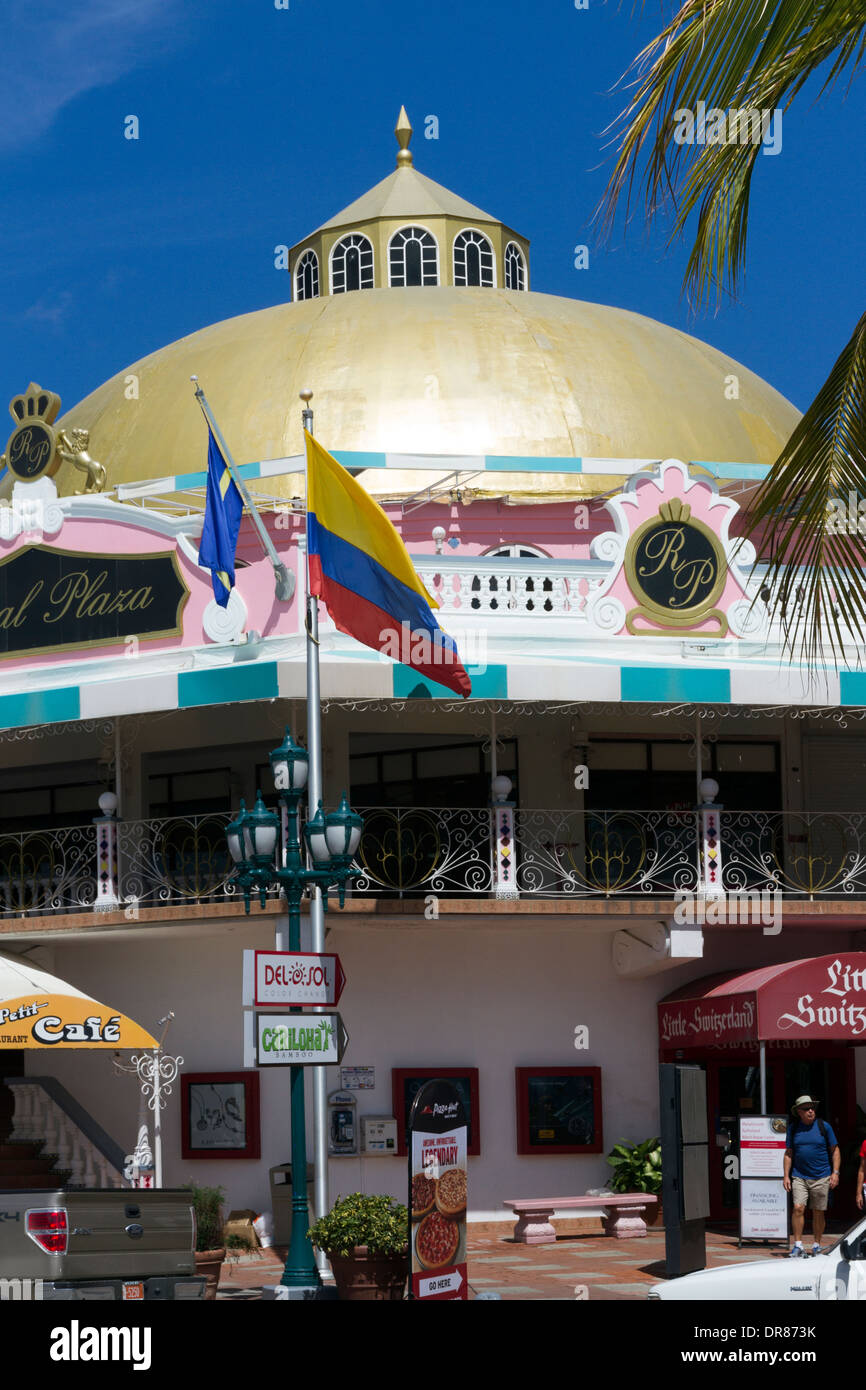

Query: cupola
[288,108,530,299]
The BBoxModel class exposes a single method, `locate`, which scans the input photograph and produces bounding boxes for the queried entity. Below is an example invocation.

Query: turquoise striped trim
[693,460,769,481]
[0,685,80,730]
[173,460,263,491]
[840,672,866,705]
[484,456,586,473]
[393,663,508,700]
[332,452,386,472]
[620,666,731,703]
[178,662,279,709]
[152,454,773,493]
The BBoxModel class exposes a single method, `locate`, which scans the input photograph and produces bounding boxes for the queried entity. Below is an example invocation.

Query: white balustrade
[7,1081,126,1189]
[414,556,605,619]
[54,1111,74,1169]
[81,1140,98,1188]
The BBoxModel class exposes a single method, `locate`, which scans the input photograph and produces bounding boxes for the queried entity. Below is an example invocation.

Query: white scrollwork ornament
[728,596,770,639]
[203,587,247,644]
[586,595,627,634]
[130,1052,184,1112]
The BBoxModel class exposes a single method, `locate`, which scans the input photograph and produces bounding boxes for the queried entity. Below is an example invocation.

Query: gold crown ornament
[3,383,63,483]
[657,497,691,523]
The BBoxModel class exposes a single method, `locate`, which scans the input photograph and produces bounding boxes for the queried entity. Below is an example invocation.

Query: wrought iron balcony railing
[1,807,864,918]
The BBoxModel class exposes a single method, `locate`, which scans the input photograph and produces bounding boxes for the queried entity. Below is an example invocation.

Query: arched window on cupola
[331,234,375,293]
[389,226,439,286]
[453,229,495,287]
[294,249,320,301]
[504,242,526,292]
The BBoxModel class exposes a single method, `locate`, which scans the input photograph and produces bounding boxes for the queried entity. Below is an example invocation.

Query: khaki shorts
[792,1176,831,1210]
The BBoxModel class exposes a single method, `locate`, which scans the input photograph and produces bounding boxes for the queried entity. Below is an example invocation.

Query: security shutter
[803,737,866,812]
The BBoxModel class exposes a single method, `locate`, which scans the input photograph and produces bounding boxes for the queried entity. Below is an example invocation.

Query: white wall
[25,916,859,1223]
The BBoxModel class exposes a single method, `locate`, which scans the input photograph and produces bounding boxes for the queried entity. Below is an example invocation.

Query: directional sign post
[242,950,346,1008]
[247,1012,349,1067]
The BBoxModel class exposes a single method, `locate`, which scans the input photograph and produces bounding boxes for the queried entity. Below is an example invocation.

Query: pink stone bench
[503,1193,658,1245]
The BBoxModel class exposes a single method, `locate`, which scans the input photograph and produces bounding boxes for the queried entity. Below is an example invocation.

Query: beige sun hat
[791,1094,819,1115]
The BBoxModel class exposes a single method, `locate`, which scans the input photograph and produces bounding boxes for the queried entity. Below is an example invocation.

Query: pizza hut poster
[408,1079,468,1300]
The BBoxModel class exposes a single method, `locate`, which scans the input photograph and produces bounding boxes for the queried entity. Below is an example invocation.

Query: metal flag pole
[300,388,331,1280]
[191,377,294,602]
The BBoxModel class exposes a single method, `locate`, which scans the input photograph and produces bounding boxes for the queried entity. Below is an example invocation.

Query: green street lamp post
[225,730,363,1288]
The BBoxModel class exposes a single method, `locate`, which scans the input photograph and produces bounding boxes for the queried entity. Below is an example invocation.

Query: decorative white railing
[414,555,608,618]
[5,1078,127,1188]
[1,807,864,916]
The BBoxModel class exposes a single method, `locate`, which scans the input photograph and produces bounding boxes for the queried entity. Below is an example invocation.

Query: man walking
[783,1095,840,1256]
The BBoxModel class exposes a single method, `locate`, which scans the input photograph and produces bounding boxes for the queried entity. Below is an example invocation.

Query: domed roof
[53,285,798,503]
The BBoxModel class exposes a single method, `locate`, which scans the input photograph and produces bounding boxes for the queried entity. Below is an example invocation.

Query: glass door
[714,1062,766,1216]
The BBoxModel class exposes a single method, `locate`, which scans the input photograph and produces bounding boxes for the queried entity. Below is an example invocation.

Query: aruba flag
[306,434,471,697]
[198,428,243,607]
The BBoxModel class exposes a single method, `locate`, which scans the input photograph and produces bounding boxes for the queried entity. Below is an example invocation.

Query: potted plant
[186,1182,227,1299]
[308,1193,408,1300]
[606,1138,663,1224]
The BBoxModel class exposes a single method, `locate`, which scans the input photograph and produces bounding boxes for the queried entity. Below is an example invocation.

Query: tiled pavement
[216,1222,844,1300]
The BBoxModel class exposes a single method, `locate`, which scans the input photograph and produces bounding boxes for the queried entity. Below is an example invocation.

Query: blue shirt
[787,1120,838,1179]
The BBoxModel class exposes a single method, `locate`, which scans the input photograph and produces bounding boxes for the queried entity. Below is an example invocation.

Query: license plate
[122,1282,144,1301]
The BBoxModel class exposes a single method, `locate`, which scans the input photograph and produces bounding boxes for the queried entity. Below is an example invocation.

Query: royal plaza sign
[658,954,866,1050]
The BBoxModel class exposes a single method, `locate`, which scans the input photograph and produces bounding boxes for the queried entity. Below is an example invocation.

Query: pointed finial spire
[395,106,413,168]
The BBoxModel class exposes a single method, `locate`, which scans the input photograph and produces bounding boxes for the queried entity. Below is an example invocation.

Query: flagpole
[300,388,331,1281]
[191,377,294,602]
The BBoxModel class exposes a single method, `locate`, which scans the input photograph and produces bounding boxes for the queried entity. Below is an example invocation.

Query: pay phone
[327,1090,357,1155]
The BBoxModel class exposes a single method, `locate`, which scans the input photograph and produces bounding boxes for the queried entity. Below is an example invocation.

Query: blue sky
[0,0,862,430]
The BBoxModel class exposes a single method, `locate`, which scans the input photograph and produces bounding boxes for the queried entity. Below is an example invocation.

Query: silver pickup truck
[0,1188,206,1301]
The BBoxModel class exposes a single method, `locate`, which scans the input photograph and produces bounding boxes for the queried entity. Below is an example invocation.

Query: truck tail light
[25,1208,68,1255]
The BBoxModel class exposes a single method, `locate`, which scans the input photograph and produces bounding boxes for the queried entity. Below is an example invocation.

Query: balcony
[0,808,865,919]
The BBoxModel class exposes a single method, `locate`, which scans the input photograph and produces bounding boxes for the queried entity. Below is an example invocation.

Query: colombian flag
[199,429,243,607]
[306,435,471,697]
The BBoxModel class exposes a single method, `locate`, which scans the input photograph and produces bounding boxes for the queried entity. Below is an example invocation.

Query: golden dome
[51,286,798,503]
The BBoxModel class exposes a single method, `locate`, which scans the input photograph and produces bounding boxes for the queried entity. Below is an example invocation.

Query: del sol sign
[0,545,188,659]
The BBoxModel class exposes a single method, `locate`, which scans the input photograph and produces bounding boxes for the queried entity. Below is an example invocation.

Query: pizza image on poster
[408,1079,468,1300]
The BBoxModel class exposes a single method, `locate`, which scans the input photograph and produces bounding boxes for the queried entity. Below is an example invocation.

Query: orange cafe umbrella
[0,950,158,1049]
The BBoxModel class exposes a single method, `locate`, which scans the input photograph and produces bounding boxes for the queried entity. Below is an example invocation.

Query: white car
[648,1216,866,1300]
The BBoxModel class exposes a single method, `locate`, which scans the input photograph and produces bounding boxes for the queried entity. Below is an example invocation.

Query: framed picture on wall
[516,1067,602,1155]
[181,1072,261,1160]
[392,1068,480,1156]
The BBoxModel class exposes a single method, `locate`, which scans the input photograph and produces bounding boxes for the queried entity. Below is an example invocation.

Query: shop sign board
[0,993,158,1049]
[740,1178,788,1240]
[659,954,866,1050]
[248,1012,348,1066]
[243,950,345,1007]
[408,1079,467,1301]
[0,545,188,661]
[739,1115,789,1243]
[739,1115,788,1178]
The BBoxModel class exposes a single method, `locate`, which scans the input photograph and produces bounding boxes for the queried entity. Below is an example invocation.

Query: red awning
[658,953,866,1049]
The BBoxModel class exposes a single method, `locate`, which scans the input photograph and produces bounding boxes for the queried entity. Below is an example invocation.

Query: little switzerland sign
[658,954,866,1048]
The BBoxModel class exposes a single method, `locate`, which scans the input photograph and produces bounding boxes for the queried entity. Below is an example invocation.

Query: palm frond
[598,0,866,305]
[739,311,866,667]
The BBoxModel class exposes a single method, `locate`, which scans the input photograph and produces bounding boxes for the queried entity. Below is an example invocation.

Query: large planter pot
[195,1247,226,1300]
[328,1246,407,1301]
